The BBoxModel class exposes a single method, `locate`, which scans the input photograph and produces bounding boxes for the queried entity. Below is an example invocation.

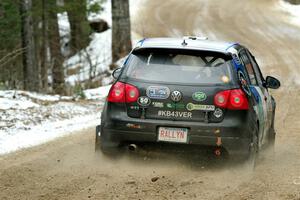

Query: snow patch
[0,84,112,155]
[0,98,39,110]
[84,85,111,100]
[65,29,112,86]
[0,114,99,155]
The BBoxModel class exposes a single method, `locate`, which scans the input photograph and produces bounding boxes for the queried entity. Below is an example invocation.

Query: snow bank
[65,29,112,86]
[0,114,100,155]
[84,84,111,100]
[0,90,71,102]
[0,85,112,155]
[0,98,39,110]
[63,0,144,86]
[0,0,143,156]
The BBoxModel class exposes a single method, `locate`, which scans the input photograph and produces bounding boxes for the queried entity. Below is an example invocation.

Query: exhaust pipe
[128,144,137,151]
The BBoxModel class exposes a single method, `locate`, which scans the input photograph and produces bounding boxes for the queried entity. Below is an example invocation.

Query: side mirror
[265,76,280,89]
[112,68,122,79]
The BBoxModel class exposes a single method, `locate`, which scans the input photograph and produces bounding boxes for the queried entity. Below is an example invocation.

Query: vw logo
[171,91,182,102]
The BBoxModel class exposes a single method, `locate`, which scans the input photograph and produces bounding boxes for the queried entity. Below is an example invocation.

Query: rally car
[95,36,280,162]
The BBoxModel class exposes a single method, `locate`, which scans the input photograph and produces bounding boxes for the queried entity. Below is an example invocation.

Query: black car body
[96,37,280,159]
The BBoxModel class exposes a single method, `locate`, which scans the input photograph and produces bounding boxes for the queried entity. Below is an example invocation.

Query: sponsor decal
[170,91,182,102]
[126,123,141,129]
[232,54,241,65]
[130,105,140,110]
[146,86,170,99]
[250,86,260,103]
[238,70,251,96]
[213,108,223,118]
[166,103,185,109]
[192,92,207,102]
[137,96,151,107]
[152,102,164,108]
[221,75,230,83]
[158,110,192,118]
[186,103,215,111]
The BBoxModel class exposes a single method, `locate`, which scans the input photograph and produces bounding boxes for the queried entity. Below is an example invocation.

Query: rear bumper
[100,113,254,154]
[101,128,250,153]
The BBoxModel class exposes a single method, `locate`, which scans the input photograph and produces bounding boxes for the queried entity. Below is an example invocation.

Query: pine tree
[65,0,90,55]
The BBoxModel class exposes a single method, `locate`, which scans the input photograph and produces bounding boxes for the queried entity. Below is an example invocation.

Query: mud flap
[95,125,101,151]
[96,125,101,137]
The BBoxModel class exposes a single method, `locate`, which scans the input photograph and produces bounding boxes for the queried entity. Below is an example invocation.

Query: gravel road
[1,0,300,199]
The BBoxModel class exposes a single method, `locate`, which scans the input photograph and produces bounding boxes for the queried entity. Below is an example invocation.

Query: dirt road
[1,0,300,199]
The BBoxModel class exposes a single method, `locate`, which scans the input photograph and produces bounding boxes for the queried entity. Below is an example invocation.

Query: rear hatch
[122,48,236,122]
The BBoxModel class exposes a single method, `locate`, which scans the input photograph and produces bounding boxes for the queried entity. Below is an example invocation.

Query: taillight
[107,82,139,103]
[108,82,125,102]
[214,89,249,110]
[125,84,139,103]
[214,90,231,108]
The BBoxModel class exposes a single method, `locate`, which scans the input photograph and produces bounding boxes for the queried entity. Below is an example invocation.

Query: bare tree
[111,0,132,65]
[19,0,39,91]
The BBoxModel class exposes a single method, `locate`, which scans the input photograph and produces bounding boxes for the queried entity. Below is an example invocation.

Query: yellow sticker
[221,75,230,83]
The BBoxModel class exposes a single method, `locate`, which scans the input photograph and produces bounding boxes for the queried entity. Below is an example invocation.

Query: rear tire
[265,127,276,159]
[247,125,259,169]
[268,116,276,150]
[95,126,122,158]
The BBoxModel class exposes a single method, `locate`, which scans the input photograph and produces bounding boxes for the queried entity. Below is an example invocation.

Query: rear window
[125,49,233,84]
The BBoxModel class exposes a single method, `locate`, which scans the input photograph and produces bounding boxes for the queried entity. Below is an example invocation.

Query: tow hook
[214,148,222,156]
[214,136,222,156]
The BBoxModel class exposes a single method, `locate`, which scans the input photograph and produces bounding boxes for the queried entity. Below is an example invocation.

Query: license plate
[158,127,188,143]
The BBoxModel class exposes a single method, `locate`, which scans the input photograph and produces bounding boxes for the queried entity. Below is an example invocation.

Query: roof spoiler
[182,36,208,46]
[183,36,208,41]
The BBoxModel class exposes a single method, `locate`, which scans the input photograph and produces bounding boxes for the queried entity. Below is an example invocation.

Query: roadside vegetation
[0,0,131,95]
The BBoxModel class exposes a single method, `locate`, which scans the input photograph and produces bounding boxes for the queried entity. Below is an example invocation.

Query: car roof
[134,37,240,54]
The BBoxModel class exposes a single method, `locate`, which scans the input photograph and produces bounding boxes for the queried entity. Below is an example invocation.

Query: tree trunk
[19,0,39,91]
[65,0,90,55]
[41,0,49,91]
[111,0,132,65]
[49,1,65,95]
